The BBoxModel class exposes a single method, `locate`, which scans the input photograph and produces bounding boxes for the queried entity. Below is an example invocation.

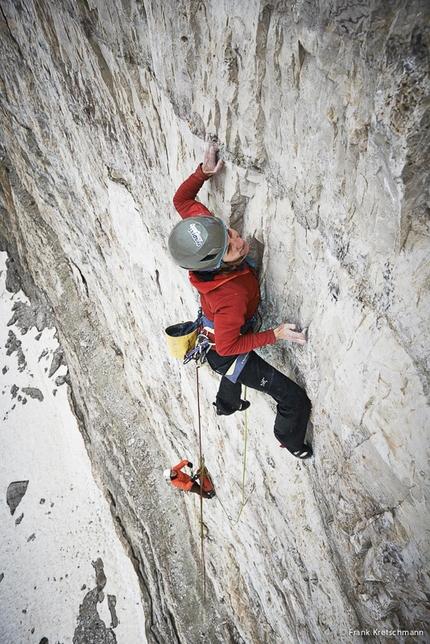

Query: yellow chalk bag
[165,321,199,359]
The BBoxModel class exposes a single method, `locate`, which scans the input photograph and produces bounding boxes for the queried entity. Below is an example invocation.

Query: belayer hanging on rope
[164,460,216,499]
[168,141,313,460]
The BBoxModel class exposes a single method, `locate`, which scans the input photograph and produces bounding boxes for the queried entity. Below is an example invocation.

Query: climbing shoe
[238,400,250,412]
[212,400,250,416]
[292,444,313,459]
[280,443,313,459]
[207,490,216,499]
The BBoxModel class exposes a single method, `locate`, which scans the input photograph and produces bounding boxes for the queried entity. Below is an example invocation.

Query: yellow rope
[195,374,255,608]
[215,386,255,526]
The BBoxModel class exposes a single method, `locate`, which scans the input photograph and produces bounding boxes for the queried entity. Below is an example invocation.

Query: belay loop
[183,309,214,365]
[183,333,213,365]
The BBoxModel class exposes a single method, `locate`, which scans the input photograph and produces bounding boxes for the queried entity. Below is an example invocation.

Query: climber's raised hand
[202,141,224,176]
[274,323,308,344]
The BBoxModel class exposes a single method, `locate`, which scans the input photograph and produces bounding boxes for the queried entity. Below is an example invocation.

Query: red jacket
[173,165,276,356]
[170,460,194,492]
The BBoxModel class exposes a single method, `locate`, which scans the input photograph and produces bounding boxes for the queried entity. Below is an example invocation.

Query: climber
[164,459,216,499]
[168,141,313,459]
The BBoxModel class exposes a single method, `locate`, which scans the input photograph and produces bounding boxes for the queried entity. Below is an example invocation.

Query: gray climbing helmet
[168,216,227,271]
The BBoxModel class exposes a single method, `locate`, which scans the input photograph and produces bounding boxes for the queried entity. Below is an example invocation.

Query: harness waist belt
[201,314,253,384]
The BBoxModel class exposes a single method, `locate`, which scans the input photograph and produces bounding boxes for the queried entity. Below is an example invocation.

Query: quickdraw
[183,308,215,365]
[183,333,214,365]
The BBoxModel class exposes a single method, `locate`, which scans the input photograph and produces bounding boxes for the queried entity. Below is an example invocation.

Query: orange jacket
[170,460,194,492]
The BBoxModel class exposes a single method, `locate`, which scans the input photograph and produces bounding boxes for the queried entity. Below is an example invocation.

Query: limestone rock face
[0,1,429,642]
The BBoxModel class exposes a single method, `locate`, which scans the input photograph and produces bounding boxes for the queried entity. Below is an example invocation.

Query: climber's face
[222,227,249,264]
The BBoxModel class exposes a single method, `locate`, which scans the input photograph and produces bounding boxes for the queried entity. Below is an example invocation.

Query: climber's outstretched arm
[201,141,223,176]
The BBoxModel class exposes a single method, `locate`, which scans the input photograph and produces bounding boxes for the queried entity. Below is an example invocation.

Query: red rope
[196,366,206,602]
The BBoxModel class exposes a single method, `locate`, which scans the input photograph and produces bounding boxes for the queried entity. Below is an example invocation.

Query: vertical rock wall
[0,0,429,642]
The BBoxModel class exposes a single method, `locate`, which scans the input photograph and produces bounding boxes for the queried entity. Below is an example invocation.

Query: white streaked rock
[0,1,428,642]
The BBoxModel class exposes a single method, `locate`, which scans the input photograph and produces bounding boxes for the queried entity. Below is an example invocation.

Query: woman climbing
[168,142,312,459]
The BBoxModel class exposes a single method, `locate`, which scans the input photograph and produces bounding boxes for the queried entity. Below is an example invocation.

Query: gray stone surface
[6,480,29,516]
[73,559,117,644]
[0,1,429,642]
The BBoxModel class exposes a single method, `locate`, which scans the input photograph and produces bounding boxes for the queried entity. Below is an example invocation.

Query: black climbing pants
[207,350,311,451]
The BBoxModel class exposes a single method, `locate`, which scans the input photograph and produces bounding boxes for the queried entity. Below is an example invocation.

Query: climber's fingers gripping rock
[202,141,224,176]
[274,323,308,345]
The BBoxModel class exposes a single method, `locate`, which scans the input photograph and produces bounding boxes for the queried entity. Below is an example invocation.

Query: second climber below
[164,460,216,499]
[168,141,313,459]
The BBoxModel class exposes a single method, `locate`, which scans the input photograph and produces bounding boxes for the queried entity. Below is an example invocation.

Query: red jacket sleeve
[213,292,276,355]
[173,165,214,220]
[171,460,193,491]
[172,459,191,472]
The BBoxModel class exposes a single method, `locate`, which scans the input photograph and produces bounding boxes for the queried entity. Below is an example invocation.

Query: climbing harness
[165,308,215,365]
[183,332,214,365]
[185,311,262,380]
[183,309,215,365]
[166,304,262,369]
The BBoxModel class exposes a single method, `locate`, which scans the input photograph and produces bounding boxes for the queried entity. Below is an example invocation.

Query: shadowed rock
[73,559,116,644]
[21,387,44,401]
[7,480,29,516]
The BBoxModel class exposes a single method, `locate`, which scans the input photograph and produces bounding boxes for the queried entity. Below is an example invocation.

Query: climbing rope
[194,368,256,602]
[195,366,254,521]
[195,366,207,602]
[215,386,255,527]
